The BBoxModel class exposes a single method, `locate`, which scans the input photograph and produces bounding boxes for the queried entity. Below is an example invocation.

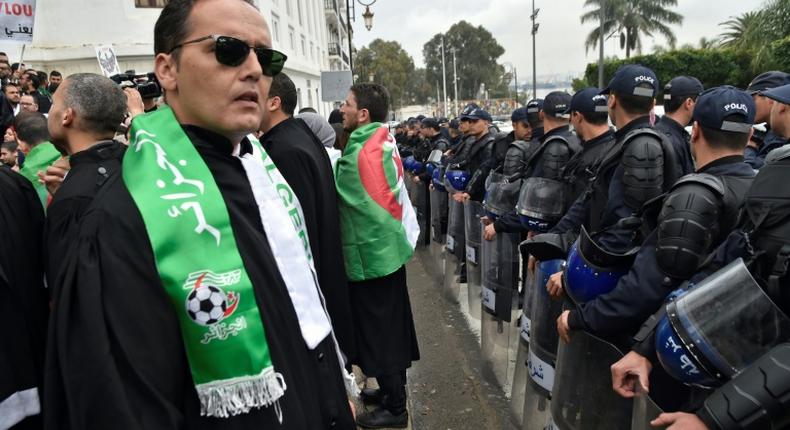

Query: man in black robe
[42,73,128,289]
[259,72,356,365]
[44,1,355,428]
[0,165,47,429]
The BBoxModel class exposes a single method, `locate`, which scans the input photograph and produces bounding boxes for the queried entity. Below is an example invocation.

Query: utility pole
[346,0,354,73]
[436,83,441,116]
[452,47,459,115]
[514,67,519,104]
[441,36,448,117]
[531,0,539,100]
[598,3,605,88]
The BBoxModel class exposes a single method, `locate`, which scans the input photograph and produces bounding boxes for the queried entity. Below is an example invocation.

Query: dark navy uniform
[655,115,695,175]
[567,156,755,337]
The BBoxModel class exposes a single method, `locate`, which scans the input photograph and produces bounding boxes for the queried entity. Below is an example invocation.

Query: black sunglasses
[168,35,287,77]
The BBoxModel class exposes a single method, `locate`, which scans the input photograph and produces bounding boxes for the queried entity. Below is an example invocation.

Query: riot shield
[429,186,449,284]
[464,200,485,321]
[631,388,667,430]
[519,259,565,430]
[415,180,430,246]
[443,196,465,303]
[480,232,521,394]
[511,268,533,424]
[551,328,632,430]
[483,172,522,218]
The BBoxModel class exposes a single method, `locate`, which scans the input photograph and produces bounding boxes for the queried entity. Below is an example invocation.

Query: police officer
[621,130,790,428]
[451,107,496,203]
[560,87,617,213]
[447,119,462,147]
[558,86,757,345]
[656,76,704,175]
[543,64,680,262]
[762,83,790,150]
[744,71,790,169]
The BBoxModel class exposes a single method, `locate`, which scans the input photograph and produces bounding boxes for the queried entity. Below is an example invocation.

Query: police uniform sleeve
[568,232,680,336]
[549,193,588,235]
[696,343,790,430]
[493,210,526,234]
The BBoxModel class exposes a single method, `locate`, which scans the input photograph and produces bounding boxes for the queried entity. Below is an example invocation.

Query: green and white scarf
[125,106,355,420]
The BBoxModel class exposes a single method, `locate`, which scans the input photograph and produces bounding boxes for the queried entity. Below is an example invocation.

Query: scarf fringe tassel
[198,369,287,422]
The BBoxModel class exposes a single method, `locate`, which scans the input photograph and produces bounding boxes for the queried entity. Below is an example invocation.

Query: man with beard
[44,1,356,428]
[336,83,420,429]
[259,71,356,367]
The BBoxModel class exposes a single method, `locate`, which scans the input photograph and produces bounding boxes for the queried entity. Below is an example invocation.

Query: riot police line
[394,67,790,430]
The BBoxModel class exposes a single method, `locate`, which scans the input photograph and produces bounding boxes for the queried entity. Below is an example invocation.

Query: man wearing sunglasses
[44,1,356,429]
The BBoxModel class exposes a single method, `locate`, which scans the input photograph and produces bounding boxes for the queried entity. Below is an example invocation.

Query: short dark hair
[3,82,18,93]
[269,72,297,116]
[578,110,609,126]
[298,107,317,114]
[663,95,697,114]
[1,140,17,152]
[26,72,40,89]
[154,0,256,59]
[350,83,390,123]
[699,116,751,152]
[14,112,50,146]
[613,88,654,115]
[36,71,47,82]
[62,73,127,136]
[50,70,61,78]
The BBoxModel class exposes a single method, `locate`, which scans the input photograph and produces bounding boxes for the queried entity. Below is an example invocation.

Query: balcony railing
[328,42,341,57]
[324,0,337,14]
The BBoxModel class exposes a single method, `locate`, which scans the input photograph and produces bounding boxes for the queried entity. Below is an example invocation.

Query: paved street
[401,248,519,430]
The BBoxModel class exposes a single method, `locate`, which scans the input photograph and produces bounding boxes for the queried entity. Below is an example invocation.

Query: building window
[134,0,166,7]
[271,13,281,43]
[310,42,314,61]
[285,0,292,16]
[300,35,306,56]
[289,26,295,51]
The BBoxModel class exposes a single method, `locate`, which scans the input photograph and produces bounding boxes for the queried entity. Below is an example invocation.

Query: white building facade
[0,0,343,116]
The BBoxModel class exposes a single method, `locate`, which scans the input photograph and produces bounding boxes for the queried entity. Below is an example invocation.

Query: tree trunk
[625,27,631,58]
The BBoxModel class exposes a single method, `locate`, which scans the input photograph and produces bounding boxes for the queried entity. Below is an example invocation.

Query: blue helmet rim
[666,300,729,383]
[577,225,639,269]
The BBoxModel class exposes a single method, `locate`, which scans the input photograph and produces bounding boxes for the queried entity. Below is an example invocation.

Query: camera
[110,71,162,99]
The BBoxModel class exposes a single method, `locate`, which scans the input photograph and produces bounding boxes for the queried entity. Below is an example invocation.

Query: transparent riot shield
[551,327,632,430]
[631,387,667,430]
[480,232,521,394]
[510,266,533,424]
[520,259,565,430]
[464,200,485,321]
[429,186,449,282]
[415,180,430,246]
[443,196,465,303]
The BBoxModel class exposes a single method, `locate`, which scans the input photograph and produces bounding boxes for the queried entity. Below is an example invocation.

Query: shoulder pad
[670,173,726,197]
[765,144,790,164]
[494,132,510,141]
[623,127,664,143]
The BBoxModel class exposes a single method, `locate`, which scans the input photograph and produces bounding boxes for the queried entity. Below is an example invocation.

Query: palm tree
[582,0,683,58]
[718,11,764,50]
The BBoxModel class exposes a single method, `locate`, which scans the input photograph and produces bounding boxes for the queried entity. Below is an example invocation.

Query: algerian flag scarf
[19,142,61,209]
[124,106,355,419]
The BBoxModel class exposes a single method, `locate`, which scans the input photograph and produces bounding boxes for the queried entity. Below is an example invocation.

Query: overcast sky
[353,0,763,81]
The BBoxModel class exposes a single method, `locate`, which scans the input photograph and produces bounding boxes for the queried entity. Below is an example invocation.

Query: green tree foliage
[422,21,507,101]
[580,48,754,101]
[354,39,416,109]
[716,0,790,74]
[581,0,683,58]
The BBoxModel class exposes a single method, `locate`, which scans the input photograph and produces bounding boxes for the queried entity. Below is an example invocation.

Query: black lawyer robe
[44,126,354,430]
[44,140,126,290]
[0,168,47,429]
[260,117,356,363]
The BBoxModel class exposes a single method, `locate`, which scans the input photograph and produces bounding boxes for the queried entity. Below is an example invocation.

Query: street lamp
[358,0,377,31]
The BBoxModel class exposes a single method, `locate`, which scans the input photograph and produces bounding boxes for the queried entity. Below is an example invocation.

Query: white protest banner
[95,45,121,78]
[0,0,35,43]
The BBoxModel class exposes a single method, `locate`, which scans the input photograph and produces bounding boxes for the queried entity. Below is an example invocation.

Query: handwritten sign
[95,44,120,78]
[0,1,35,43]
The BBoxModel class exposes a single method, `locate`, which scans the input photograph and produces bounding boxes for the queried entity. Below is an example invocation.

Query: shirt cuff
[567,309,585,331]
